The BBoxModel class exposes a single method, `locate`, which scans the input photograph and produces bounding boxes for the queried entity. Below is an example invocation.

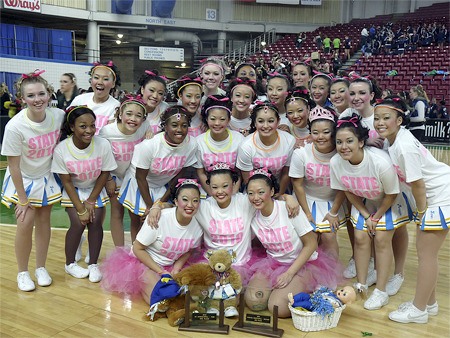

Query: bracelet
[370,214,380,222]
[364,214,371,220]
[17,199,29,206]
[150,205,162,211]
[84,199,95,206]
[327,211,339,217]
[77,208,88,216]
[417,206,427,214]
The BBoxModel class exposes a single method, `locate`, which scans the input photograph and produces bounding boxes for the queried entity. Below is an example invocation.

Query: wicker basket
[288,304,346,332]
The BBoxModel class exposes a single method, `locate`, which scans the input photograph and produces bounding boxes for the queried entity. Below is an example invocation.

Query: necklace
[66,136,95,160]
[252,131,280,153]
[204,129,232,153]
[24,108,54,134]
[312,145,333,163]
[163,133,187,149]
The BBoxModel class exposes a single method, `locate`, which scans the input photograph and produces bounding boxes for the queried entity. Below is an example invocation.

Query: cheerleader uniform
[101,207,203,295]
[51,136,117,207]
[71,92,120,135]
[118,133,197,216]
[330,147,412,231]
[1,108,65,207]
[98,121,148,191]
[289,143,346,232]
[388,127,450,230]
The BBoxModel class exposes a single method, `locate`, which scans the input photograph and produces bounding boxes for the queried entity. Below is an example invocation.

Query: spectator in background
[296,32,306,48]
[360,26,369,49]
[333,36,341,56]
[57,73,78,111]
[344,35,352,60]
[323,35,331,54]
[0,82,12,116]
[438,100,448,119]
[315,33,323,51]
[332,53,342,75]
[428,98,438,118]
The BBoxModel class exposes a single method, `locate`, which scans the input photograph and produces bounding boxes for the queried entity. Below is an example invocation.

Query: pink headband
[336,117,359,128]
[200,62,224,76]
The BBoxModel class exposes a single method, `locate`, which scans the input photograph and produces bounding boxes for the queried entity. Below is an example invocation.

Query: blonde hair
[0,83,9,96]
[411,84,429,103]
[15,72,53,100]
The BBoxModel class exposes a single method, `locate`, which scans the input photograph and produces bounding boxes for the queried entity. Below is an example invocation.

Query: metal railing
[226,29,277,61]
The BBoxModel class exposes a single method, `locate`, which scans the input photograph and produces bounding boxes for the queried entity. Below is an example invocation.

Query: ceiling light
[261,41,267,47]
[117,34,123,39]
[181,62,186,67]
[115,40,122,45]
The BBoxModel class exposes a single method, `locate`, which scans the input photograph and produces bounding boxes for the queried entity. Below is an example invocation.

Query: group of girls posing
[2,59,448,325]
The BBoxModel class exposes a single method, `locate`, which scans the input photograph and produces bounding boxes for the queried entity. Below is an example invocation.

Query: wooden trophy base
[178,290,229,335]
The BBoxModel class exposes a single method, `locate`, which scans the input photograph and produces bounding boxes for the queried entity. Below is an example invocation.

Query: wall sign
[139,46,184,61]
[3,0,41,12]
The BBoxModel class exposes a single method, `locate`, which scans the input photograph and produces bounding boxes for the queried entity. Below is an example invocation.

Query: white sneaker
[35,267,52,287]
[398,301,438,316]
[75,234,85,262]
[389,302,428,324]
[88,264,102,283]
[366,269,377,287]
[207,307,220,315]
[84,249,90,265]
[386,273,404,296]
[17,271,36,292]
[364,288,389,310]
[224,306,239,317]
[343,258,356,278]
[65,262,89,279]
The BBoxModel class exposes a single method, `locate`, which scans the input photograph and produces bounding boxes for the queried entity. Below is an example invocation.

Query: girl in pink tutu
[101,179,203,302]
[244,168,343,318]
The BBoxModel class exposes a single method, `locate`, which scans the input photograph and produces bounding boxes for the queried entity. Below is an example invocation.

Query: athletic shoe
[398,301,438,316]
[389,302,428,324]
[364,288,389,310]
[88,264,102,283]
[224,306,239,317]
[343,258,356,278]
[386,273,404,296]
[366,269,377,287]
[65,262,89,279]
[207,308,220,315]
[35,267,52,287]
[17,271,36,292]
[75,234,85,262]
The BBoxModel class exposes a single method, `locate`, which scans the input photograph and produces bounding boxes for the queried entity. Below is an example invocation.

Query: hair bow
[392,97,401,102]
[254,100,266,105]
[22,69,45,79]
[145,70,157,76]
[209,95,229,102]
[336,116,359,128]
[375,98,384,104]
[107,61,114,67]
[294,89,309,95]
[268,72,286,78]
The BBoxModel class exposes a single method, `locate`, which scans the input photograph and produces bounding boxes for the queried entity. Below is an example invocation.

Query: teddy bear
[147,264,217,326]
[288,286,356,318]
[205,249,242,318]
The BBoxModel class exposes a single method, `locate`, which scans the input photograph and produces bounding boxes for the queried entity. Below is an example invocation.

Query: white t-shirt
[52,136,117,189]
[330,147,399,203]
[194,130,244,170]
[388,127,450,207]
[1,108,65,179]
[251,200,314,263]
[136,208,203,267]
[339,108,380,140]
[71,93,120,135]
[144,101,169,134]
[195,193,255,265]
[130,133,197,189]
[188,112,204,137]
[98,121,147,179]
[229,116,251,135]
[289,143,337,201]
[236,130,295,179]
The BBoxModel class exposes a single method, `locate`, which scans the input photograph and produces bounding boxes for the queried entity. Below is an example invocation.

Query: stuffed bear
[148,264,217,326]
[206,249,242,318]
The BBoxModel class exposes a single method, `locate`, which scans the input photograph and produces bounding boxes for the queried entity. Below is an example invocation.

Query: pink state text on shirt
[253,155,288,175]
[306,162,330,186]
[95,116,110,135]
[208,217,244,245]
[27,130,61,159]
[67,157,103,181]
[151,156,187,175]
[340,175,381,199]
[203,152,237,169]
[111,139,144,162]
[160,237,196,260]
[257,225,294,253]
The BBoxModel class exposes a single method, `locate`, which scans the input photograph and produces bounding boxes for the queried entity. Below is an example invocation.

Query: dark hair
[206,166,240,185]
[247,169,280,195]
[234,63,257,78]
[267,73,291,92]
[331,77,350,89]
[89,61,121,88]
[137,69,167,94]
[201,95,232,126]
[374,95,410,126]
[285,86,316,109]
[175,74,203,98]
[62,106,96,139]
[335,113,369,144]
[310,74,332,89]
[227,77,257,101]
[160,105,191,131]
[171,180,201,201]
[115,94,147,122]
[350,77,382,103]
[250,101,280,134]
[291,62,313,78]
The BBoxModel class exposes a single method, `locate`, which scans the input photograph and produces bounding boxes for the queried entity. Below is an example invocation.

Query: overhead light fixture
[181,62,186,67]
[261,41,267,47]
[117,34,123,39]
[115,40,122,45]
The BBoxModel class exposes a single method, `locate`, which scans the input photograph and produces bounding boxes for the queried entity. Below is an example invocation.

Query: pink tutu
[248,249,344,292]
[100,246,148,296]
